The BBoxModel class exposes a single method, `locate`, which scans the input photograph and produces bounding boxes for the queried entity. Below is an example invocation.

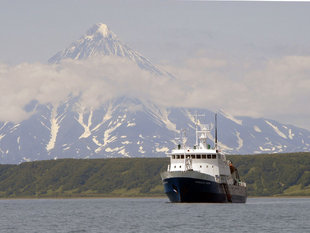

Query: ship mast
[195,113,210,149]
[215,113,218,150]
[195,113,205,148]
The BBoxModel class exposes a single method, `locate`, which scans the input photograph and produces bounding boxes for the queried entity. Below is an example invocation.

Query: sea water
[0,198,309,233]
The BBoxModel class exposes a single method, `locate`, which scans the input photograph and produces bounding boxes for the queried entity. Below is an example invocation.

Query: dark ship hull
[161,171,247,203]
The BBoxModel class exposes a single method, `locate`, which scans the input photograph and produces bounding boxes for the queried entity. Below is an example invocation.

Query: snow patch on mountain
[95,120,123,153]
[139,146,145,154]
[95,23,112,38]
[235,131,243,151]
[254,125,262,133]
[121,141,132,145]
[156,146,169,153]
[259,146,273,152]
[288,129,294,140]
[265,120,287,139]
[77,108,93,139]
[220,111,242,125]
[218,142,234,152]
[17,136,21,151]
[154,107,178,132]
[118,148,129,157]
[92,136,103,149]
[22,157,31,162]
[46,106,64,151]
[105,147,122,153]
[127,122,136,127]
[10,124,20,134]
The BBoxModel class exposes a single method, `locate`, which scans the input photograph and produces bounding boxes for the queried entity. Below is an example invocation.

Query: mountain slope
[1,97,310,164]
[0,23,310,164]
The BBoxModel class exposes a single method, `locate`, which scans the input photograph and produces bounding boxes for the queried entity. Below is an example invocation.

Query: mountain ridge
[0,23,310,164]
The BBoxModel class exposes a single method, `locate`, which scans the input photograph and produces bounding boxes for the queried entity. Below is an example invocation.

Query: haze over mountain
[0,23,309,164]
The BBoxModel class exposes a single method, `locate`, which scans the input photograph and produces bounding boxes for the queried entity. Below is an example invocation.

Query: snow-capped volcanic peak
[48,22,126,63]
[96,23,109,35]
[48,23,167,76]
[85,23,116,40]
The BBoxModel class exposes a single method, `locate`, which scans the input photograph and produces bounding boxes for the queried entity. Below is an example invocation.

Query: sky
[1,0,310,130]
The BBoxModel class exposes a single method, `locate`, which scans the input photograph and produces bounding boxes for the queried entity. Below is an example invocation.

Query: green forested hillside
[229,152,310,196]
[0,158,169,198]
[0,153,309,198]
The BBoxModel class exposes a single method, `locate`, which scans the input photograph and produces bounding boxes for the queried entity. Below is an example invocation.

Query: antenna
[180,128,187,149]
[194,112,205,146]
[195,112,198,146]
[215,113,218,150]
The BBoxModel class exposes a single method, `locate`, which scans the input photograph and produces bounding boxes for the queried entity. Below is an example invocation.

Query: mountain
[1,23,310,164]
[48,23,166,76]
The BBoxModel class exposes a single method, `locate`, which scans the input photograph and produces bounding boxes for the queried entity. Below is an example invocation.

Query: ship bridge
[166,115,230,177]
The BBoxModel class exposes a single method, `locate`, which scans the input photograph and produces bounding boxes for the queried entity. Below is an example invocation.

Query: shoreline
[1,195,310,200]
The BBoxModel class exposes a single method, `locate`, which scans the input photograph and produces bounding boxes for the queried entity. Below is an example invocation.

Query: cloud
[1,55,310,130]
[161,55,310,129]
[0,56,182,122]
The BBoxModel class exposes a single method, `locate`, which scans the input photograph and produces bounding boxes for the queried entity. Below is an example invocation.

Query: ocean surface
[0,198,309,233]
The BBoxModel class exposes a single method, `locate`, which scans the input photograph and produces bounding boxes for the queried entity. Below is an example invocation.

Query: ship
[161,114,247,203]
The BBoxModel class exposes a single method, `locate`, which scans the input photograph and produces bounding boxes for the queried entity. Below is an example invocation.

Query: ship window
[181,155,184,159]
[186,155,190,159]
[197,154,201,159]
[191,154,195,159]
[207,154,211,159]
[202,154,206,159]
[212,154,216,159]
[176,155,180,159]
[172,155,175,159]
